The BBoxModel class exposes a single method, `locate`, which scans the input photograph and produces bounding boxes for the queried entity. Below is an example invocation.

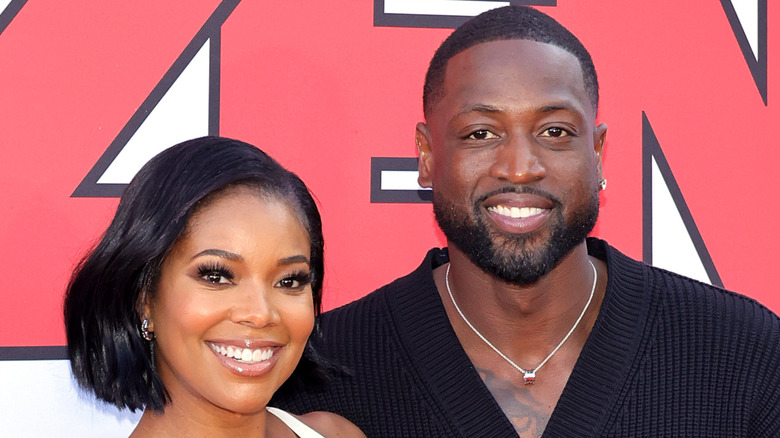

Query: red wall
[0,0,776,351]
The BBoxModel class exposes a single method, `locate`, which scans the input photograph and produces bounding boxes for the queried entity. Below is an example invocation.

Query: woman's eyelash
[196,262,235,283]
[280,271,314,288]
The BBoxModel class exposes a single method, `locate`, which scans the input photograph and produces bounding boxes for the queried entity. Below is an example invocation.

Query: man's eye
[466,130,499,140]
[540,127,570,138]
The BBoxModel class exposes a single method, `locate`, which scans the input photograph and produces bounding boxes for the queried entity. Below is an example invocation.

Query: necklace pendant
[445,262,597,388]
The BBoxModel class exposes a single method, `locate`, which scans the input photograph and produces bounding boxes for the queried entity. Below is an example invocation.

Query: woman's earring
[598,179,607,191]
[141,318,155,341]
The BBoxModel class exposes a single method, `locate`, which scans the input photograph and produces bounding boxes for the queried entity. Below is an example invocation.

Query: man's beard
[433,187,599,285]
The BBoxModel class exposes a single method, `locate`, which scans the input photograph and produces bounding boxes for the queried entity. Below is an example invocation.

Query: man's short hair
[423,6,599,118]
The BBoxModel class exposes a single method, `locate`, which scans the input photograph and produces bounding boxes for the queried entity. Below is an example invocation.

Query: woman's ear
[137,290,156,341]
[136,290,152,323]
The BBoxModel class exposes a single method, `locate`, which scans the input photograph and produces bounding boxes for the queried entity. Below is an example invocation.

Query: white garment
[267,406,325,438]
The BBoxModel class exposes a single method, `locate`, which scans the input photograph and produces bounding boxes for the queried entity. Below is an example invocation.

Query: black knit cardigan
[272,238,780,437]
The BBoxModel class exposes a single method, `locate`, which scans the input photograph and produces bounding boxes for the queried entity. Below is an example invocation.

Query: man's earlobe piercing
[598,179,607,191]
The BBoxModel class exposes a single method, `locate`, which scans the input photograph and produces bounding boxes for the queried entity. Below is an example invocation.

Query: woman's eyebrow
[191,249,243,261]
[278,255,310,266]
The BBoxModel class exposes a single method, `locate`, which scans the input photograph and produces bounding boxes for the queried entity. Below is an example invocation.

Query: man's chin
[474,251,556,285]
[469,229,586,285]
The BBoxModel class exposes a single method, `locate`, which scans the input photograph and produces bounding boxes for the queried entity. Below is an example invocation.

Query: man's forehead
[438,39,593,118]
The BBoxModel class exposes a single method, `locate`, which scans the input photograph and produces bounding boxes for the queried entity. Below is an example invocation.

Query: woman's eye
[196,264,235,285]
[277,273,312,290]
[278,278,301,288]
[540,127,571,138]
[203,272,231,284]
[466,130,499,140]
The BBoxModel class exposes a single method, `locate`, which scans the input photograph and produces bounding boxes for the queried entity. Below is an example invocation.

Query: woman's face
[146,186,315,415]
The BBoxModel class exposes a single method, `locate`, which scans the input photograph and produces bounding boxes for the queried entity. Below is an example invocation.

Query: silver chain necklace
[445,259,597,384]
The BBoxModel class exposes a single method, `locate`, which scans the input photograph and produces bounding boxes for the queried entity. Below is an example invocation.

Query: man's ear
[416,122,434,188]
[594,123,607,179]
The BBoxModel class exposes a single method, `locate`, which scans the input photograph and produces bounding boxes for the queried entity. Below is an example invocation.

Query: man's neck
[442,242,598,342]
[435,241,607,438]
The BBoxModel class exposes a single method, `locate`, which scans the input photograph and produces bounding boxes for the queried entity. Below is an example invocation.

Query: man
[273,6,780,437]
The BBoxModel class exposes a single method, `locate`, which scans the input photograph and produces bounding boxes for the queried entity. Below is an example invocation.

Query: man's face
[417,39,607,285]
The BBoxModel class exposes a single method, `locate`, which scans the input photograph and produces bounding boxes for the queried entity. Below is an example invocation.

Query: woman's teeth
[209,343,273,364]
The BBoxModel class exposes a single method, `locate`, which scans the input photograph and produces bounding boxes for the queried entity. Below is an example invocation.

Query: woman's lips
[207,341,282,377]
[209,342,275,363]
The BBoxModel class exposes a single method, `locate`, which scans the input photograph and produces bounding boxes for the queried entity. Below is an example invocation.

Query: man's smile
[487,205,546,219]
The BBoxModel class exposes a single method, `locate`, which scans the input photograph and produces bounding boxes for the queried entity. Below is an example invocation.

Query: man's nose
[489,134,546,184]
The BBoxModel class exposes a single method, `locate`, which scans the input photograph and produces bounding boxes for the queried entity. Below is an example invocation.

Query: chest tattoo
[478,367,553,438]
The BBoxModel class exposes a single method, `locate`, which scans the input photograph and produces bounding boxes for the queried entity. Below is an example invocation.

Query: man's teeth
[209,343,273,364]
[488,205,544,219]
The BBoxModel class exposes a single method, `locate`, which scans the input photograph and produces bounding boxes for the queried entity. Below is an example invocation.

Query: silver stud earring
[598,179,607,191]
[141,318,155,341]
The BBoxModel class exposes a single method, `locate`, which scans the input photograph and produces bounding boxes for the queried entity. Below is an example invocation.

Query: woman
[64,136,364,437]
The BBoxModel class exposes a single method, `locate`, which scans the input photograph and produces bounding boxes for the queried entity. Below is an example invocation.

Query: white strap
[267,406,325,438]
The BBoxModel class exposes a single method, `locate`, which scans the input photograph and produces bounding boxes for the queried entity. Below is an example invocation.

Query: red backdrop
[0,0,776,349]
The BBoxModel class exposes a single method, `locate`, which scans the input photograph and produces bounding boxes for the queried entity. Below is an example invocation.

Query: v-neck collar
[382,239,651,437]
[543,239,651,436]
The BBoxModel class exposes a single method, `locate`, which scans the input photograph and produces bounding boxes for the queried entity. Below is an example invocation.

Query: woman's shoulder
[297,410,366,438]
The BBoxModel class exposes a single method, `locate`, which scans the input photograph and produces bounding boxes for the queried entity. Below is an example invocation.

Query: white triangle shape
[651,159,712,284]
[730,0,759,60]
[97,39,211,184]
[383,0,508,17]
[1,1,13,14]
[0,359,141,436]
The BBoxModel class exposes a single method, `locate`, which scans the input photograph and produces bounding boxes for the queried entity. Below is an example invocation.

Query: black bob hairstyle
[423,5,600,118]
[63,136,325,412]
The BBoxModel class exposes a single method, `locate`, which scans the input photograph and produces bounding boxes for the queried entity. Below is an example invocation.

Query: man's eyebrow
[468,104,502,113]
[539,105,570,113]
[452,104,502,119]
[538,101,587,116]
[191,249,243,261]
[278,255,311,266]
[455,103,582,118]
